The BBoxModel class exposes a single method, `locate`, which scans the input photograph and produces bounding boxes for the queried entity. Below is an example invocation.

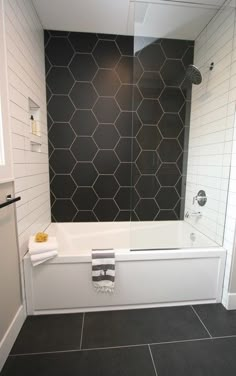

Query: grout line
[11,334,236,357]
[148,345,158,376]
[191,306,212,338]
[79,313,85,350]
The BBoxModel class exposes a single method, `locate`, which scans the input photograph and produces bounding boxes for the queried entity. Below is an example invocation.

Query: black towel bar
[0,194,21,209]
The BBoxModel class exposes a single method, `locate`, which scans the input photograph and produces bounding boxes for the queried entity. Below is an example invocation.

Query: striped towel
[92,249,115,293]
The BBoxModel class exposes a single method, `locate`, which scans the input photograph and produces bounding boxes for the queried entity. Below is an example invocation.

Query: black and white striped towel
[92,249,115,293]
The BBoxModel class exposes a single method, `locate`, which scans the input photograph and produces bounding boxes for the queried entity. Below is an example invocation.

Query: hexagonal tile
[72,187,98,210]
[93,150,119,174]
[175,176,183,197]
[70,82,97,109]
[47,114,53,131]
[71,137,98,161]
[93,69,120,96]
[156,210,177,220]
[50,150,76,173]
[46,85,52,104]
[182,46,194,68]
[155,187,179,209]
[69,32,98,52]
[70,110,98,136]
[135,87,143,111]
[72,162,98,186]
[157,164,181,186]
[116,56,133,84]
[45,56,51,75]
[115,163,132,186]
[97,33,117,40]
[181,78,192,101]
[132,139,141,161]
[49,123,75,148]
[93,40,120,68]
[50,31,69,37]
[177,152,184,171]
[93,97,119,123]
[116,35,133,55]
[115,187,132,210]
[178,129,185,149]
[44,30,50,46]
[138,72,164,99]
[137,126,162,150]
[74,211,98,222]
[136,176,160,198]
[159,88,185,112]
[137,99,163,124]
[161,39,188,59]
[133,112,142,136]
[51,175,76,198]
[161,60,185,86]
[115,85,133,111]
[48,142,54,158]
[158,139,182,162]
[174,199,182,218]
[46,38,74,66]
[52,199,77,222]
[136,151,161,174]
[94,199,119,221]
[116,211,131,221]
[159,114,183,138]
[115,112,132,137]
[47,67,74,94]
[133,57,143,83]
[93,124,119,149]
[115,138,132,162]
[135,199,159,220]
[131,164,141,185]
[115,85,142,112]
[69,54,97,81]
[48,96,75,122]
[94,175,119,198]
[138,44,165,71]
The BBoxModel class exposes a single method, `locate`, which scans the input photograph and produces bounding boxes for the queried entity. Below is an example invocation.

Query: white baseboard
[223,293,236,310]
[0,305,26,371]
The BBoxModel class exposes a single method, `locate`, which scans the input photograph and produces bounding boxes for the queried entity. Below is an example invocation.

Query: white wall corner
[0,305,26,372]
[222,293,236,310]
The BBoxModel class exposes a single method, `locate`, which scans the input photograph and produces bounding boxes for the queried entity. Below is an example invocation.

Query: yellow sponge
[35,232,48,242]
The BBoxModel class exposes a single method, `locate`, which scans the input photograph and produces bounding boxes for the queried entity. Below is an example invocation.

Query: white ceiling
[33,0,229,40]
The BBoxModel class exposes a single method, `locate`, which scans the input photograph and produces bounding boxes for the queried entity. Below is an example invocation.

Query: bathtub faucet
[185,211,202,218]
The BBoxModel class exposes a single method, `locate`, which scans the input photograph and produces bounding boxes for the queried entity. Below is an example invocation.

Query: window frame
[0,0,13,183]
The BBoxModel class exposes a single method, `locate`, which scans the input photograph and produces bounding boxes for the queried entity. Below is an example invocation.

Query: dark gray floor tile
[1,346,156,376]
[82,306,209,348]
[151,337,236,376]
[11,314,83,354]
[194,303,236,337]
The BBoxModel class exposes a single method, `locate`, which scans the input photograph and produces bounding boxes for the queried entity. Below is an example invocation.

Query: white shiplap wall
[4,0,50,260]
[185,2,235,244]
[184,0,236,306]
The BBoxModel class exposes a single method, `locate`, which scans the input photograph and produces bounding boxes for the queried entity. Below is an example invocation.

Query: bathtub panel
[24,255,225,313]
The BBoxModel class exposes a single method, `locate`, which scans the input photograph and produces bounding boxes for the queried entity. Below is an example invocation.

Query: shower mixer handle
[192,190,207,206]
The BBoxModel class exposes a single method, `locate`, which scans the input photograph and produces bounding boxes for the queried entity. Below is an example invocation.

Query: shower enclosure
[128,0,235,250]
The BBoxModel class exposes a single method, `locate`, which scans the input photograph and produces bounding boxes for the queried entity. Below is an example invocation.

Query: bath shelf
[28,97,41,152]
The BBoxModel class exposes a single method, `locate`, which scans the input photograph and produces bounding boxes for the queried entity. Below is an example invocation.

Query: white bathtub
[24,221,226,314]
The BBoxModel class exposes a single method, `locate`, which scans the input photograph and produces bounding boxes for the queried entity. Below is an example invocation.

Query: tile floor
[1,304,236,375]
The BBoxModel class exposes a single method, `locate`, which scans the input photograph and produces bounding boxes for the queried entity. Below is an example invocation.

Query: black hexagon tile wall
[45,31,193,222]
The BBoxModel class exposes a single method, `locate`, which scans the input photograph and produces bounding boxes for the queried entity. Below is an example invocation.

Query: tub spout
[185,211,202,218]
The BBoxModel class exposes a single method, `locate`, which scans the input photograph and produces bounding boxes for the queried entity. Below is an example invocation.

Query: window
[0,0,12,181]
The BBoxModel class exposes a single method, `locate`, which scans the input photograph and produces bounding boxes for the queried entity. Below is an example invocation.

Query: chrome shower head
[186,64,202,85]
